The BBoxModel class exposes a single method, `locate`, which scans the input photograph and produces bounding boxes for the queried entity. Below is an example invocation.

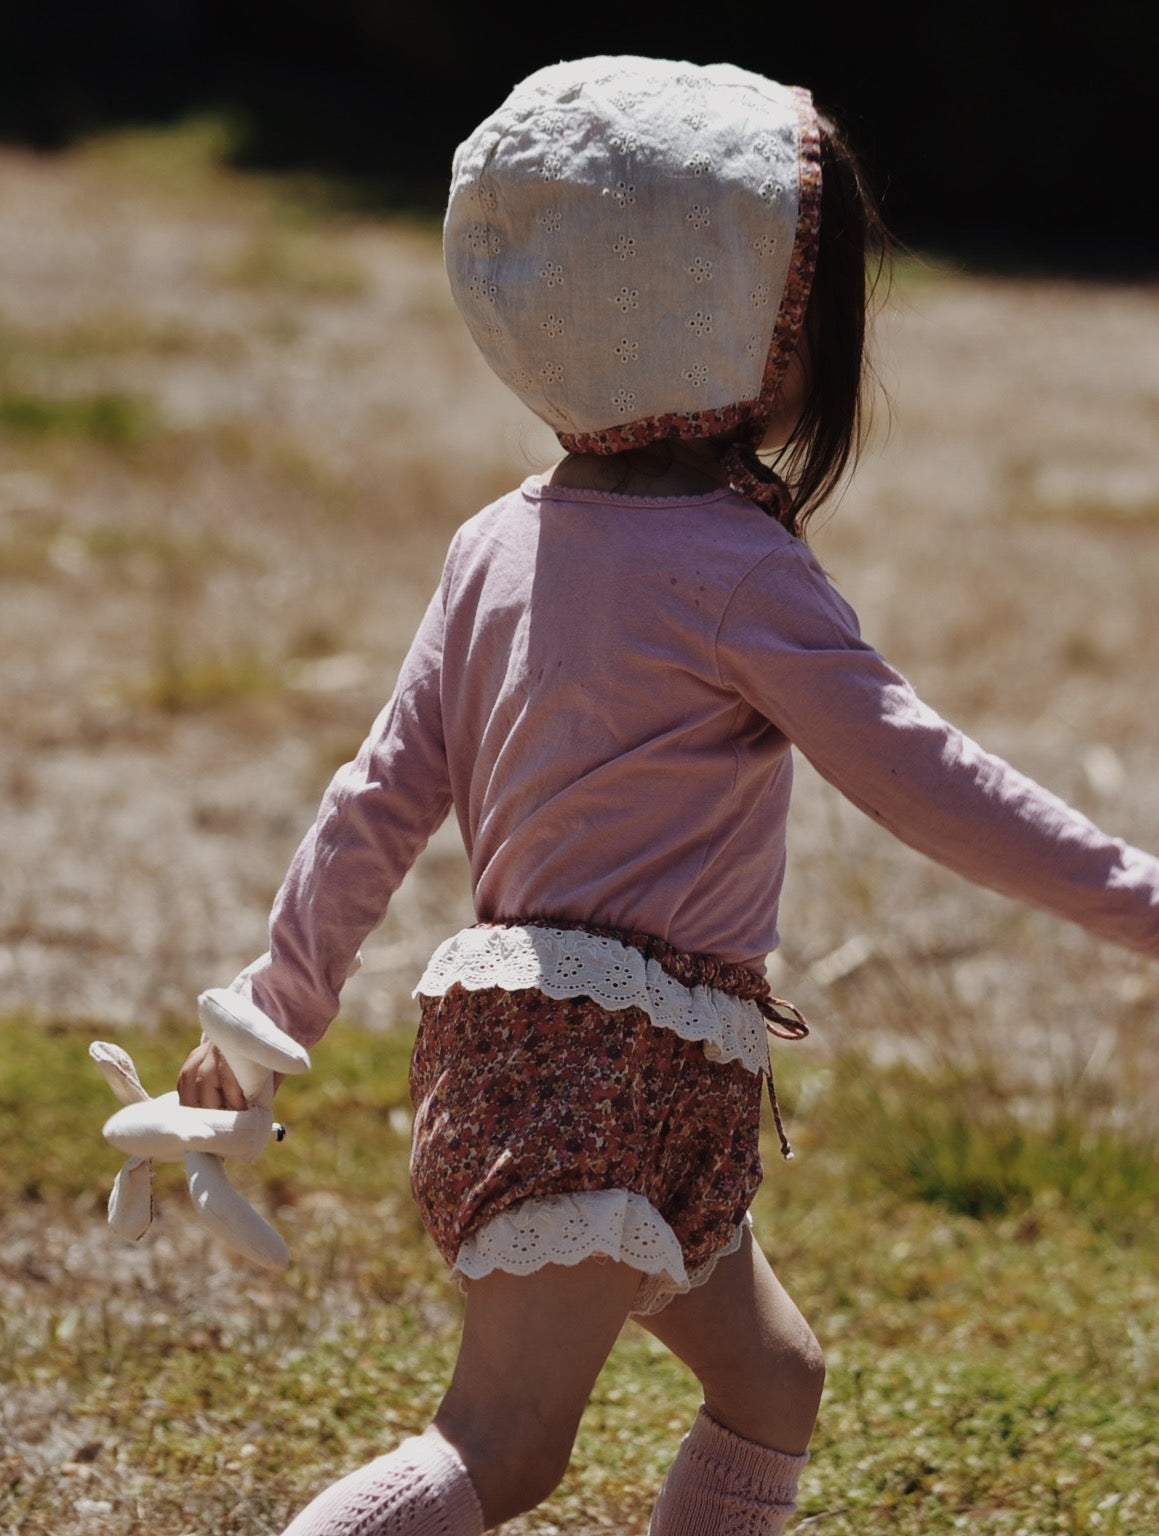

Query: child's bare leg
[640,1228,823,1534]
[280,1257,640,1535]
[435,1256,643,1528]
[642,1226,823,1451]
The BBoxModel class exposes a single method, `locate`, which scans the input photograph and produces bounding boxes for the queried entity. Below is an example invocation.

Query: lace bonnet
[444,56,822,502]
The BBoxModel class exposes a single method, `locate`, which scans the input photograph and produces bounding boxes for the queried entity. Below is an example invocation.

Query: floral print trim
[557,397,769,457]
[755,88,822,436]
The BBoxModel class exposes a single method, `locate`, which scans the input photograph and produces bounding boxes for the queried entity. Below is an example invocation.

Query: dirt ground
[2,132,1159,1094]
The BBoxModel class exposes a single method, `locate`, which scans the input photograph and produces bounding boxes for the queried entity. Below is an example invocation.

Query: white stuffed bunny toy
[90,988,310,1270]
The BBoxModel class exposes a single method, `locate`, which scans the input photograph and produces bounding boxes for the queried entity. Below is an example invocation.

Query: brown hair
[770,110,888,538]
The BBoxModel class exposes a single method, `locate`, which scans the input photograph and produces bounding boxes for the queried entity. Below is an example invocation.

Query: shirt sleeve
[238,580,455,1048]
[716,542,1159,957]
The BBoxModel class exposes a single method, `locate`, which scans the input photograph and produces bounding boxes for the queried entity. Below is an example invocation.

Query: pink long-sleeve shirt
[245,476,1159,1047]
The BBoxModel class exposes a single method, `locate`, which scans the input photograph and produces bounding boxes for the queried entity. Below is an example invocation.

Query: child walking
[179,56,1159,1535]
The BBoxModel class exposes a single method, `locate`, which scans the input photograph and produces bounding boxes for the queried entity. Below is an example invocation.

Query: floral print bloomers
[408,921,806,1315]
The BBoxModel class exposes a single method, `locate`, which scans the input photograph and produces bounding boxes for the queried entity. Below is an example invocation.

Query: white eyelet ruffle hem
[413,923,775,1314]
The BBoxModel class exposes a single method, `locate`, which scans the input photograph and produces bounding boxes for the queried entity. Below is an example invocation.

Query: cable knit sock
[280,1427,485,1536]
[648,1407,808,1536]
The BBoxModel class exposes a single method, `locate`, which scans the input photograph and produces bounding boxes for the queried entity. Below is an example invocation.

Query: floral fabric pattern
[408,983,764,1285]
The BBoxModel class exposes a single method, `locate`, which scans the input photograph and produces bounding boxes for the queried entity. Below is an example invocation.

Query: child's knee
[701,1317,825,1452]
[756,1315,825,1412]
[789,1321,826,1408]
[435,1404,573,1525]
[775,1313,826,1421]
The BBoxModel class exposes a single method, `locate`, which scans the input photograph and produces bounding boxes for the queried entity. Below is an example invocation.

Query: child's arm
[719,544,1159,954]
[218,580,454,1060]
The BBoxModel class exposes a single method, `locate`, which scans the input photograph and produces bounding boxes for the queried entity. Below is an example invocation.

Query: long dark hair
[771,111,888,538]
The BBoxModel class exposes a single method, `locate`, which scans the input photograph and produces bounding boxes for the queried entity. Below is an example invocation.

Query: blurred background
[1,3,1157,1035]
[1,0,1156,273]
[3,14,1159,1535]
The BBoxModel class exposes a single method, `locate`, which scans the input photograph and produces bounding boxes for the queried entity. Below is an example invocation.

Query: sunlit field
[2,122,1158,1534]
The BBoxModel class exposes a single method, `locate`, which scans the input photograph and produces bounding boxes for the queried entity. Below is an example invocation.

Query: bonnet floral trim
[756,87,822,437]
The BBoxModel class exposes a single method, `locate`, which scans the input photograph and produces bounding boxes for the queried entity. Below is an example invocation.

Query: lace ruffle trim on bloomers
[452,1190,749,1317]
[413,924,770,1078]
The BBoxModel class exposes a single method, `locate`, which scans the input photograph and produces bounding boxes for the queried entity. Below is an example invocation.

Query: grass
[0,389,157,450]
[214,229,369,298]
[804,1060,1159,1236]
[2,1012,1157,1534]
[0,510,247,587]
[74,115,247,197]
[128,638,284,714]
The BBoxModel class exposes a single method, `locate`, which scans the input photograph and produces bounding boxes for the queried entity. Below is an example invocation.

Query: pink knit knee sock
[649,1407,808,1536]
[280,1427,485,1536]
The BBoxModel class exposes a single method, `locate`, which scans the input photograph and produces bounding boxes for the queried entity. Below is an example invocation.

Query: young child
[179,56,1159,1536]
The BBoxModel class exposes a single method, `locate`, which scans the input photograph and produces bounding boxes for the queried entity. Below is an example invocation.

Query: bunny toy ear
[91,990,311,1270]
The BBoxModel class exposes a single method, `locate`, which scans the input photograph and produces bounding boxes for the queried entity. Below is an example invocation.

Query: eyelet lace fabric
[413,923,771,1077]
[452,1190,750,1316]
[445,60,820,451]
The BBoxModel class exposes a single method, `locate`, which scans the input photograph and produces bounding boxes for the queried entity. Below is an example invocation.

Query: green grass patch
[0,310,225,363]
[801,1054,1159,1238]
[2,1015,1157,1534]
[0,389,157,450]
[76,115,244,187]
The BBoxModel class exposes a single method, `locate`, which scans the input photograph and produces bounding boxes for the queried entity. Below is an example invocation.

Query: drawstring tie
[756,995,810,1161]
[506,917,811,1162]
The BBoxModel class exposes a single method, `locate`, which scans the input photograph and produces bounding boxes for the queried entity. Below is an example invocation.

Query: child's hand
[177,1040,249,1110]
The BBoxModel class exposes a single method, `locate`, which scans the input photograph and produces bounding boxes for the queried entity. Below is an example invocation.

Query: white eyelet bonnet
[444,56,822,511]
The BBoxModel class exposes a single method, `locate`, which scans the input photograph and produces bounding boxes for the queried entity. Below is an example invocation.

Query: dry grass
[3,119,1159,1534]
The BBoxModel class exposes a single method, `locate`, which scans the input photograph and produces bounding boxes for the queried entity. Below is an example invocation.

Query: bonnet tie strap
[721,443,793,523]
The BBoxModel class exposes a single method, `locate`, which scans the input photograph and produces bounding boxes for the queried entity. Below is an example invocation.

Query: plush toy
[90,988,310,1270]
